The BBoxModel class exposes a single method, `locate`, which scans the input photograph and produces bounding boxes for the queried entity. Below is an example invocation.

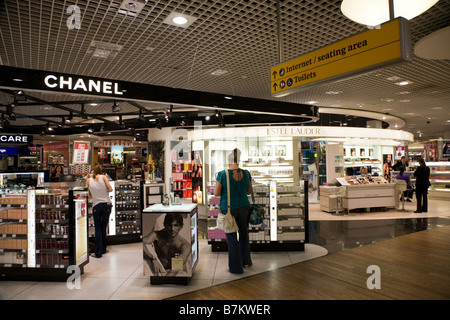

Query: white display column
[326,142,345,183]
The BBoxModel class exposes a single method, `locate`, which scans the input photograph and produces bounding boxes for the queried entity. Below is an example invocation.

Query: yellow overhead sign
[270,18,411,97]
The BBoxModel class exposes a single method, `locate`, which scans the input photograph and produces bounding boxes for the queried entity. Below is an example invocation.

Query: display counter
[142,203,198,285]
[206,181,308,252]
[342,183,396,213]
[0,186,89,281]
[321,176,396,213]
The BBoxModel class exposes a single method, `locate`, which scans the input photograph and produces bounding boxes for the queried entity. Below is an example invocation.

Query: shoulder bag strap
[225,169,231,214]
[247,170,255,204]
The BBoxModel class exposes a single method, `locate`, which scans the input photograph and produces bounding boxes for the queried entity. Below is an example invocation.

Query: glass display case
[206,180,308,252]
[143,182,165,207]
[428,162,450,200]
[391,162,450,200]
[0,185,89,281]
[207,137,298,186]
[0,171,45,189]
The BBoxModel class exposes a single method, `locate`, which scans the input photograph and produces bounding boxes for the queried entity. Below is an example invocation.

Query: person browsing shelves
[214,148,253,274]
[86,164,113,258]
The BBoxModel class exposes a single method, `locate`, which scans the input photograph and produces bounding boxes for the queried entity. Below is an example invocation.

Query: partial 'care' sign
[270,17,411,97]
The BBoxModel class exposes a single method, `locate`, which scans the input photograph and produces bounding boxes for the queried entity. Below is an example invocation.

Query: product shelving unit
[143,182,165,207]
[391,162,450,200]
[88,180,143,245]
[0,186,89,281]
[111,180,142,243]
[171,152,193,200]
[206,180,308,252]
[424,162,450,200]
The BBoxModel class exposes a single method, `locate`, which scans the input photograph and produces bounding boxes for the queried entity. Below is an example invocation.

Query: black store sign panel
[0,134,33,144]
[0,65,318,119]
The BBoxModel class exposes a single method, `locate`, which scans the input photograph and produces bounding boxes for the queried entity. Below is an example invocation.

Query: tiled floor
[1,198,449,300]
[0,241,327,300]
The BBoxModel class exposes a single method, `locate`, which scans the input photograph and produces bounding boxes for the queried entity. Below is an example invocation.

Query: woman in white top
[86,164,113,258]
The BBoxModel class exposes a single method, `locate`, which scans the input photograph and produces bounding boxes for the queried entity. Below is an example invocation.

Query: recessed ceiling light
[211,69,229,76]
[162,11,198,28]
[12,78,23,82]
[386,76,402,81]
[395,80,413,86]
[306,101,318,104]
[399,99,410,103]
[118,0,147,15]
[325,90,342,95]
[172,16,188,25]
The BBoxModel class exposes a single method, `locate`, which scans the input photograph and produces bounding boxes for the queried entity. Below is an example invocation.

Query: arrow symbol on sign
[272,71,277,80]
[272,83,278,91]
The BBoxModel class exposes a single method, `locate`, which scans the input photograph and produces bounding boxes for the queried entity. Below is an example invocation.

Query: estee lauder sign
[267,127,321,136]
[44,75,123,95]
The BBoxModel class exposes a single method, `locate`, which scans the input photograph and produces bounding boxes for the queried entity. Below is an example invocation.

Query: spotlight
[138,110,145,121]
[156,119,162,130]
[13,90,26,101]
[81,104,88,119]
[87,127,94,134]
[164,105,173,118]
[8,112,16,121]
[66,112,73,123]
[116,115,125,129]
[112,101,120,112]
[46,123,54,132]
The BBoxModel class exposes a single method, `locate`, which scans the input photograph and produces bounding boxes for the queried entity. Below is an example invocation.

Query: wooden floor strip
[168,226,450,300]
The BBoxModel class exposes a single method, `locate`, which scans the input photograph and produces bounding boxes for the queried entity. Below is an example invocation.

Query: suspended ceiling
[0,0,449,142]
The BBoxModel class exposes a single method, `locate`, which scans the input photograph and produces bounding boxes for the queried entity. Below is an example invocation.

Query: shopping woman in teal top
[214,148,252,274]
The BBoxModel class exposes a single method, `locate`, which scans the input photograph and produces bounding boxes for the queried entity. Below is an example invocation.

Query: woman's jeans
[223,205,252,274]
[92,203,112,257]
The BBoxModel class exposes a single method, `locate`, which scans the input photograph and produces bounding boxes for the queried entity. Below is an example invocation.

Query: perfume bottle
[171,253,183,271]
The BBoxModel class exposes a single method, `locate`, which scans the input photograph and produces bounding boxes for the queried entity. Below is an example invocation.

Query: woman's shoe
[90,253,101,258]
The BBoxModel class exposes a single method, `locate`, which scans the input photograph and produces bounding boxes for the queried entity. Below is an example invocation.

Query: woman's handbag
[248,174,265,226]
[216,169,239,233]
